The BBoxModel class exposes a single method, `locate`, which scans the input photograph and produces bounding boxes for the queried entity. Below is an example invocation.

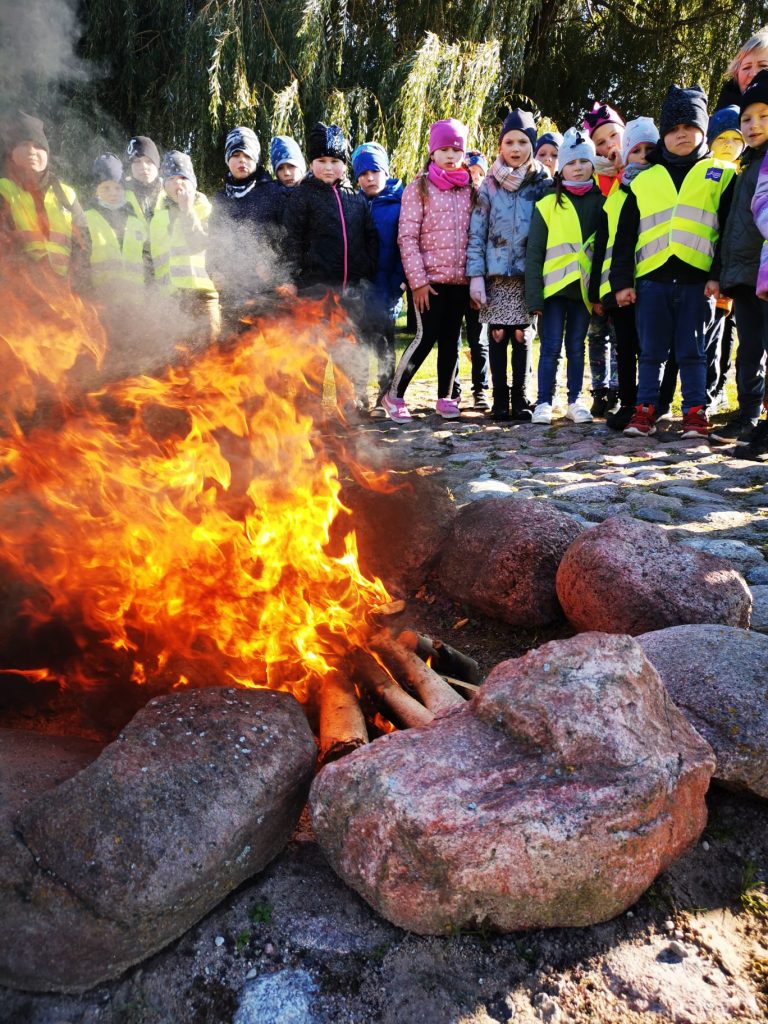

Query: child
[584,102,625,195]
[590,117,659,431]
[125,136,163,222]
[382,118,473,423]
[466,108,551,420]
[460,149,491,410]
[715,72,768,447]
[282,122,378,413]
[525,127,603,424]
[464,151,488,189]
[270,135,306,193]
[611,84,736,439]
[208,126,285,332]
[150,150,220,350]
[84,153,146,296]
[351,141,404,415]
[534,131,563,178]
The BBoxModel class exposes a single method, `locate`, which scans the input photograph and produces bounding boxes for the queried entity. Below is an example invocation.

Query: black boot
[606,405,635,431]
[744,419,768,460]
[606,388,620,415]
[590,388,609,418]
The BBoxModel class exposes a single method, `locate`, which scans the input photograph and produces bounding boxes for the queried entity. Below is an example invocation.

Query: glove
[469,276,487,307]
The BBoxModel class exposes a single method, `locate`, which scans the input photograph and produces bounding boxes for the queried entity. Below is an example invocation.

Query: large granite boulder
[2,688,316,992]
[556,516,751,635]
[638,624,768,798]
[310,633,714,935]
[436,497,583,626]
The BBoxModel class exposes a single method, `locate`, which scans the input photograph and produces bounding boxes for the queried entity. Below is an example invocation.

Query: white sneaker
[566,400,593,423]
[531,403,553,424]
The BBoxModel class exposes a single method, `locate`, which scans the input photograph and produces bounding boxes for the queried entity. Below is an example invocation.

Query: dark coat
[720,144,768,292]
[282,174,378,290]
[363,177,404,312]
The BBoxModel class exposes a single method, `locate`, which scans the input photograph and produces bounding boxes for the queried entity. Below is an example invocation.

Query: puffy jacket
[364,177,404,312]
[398,174,472,290]
[465,163,552,279]
[282,174,378,290]
[721,145,768,292]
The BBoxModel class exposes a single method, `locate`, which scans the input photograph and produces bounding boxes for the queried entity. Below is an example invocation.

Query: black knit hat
[740,68,768,114]
[2,110,49,154]
[126,136,160,168]
[92,153,124,184]
[308,122,349,163]
[499,108,537,148]
[659,84,709,139]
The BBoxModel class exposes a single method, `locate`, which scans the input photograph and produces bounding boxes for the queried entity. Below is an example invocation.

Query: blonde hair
[728,26,768,80]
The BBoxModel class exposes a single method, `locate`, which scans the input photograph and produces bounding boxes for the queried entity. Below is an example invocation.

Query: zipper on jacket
[332,184,348,291]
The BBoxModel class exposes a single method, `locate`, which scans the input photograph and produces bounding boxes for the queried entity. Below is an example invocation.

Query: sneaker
[473,392,491,411]
[510,403,534,422]
[710,419,756,445]
[606,405,635,432]
[681,405,709,439]
[380,393,412,424]
[435,398,461,419]
[566,400,594,423]
[623,404,657,436]
[531,402,553,424]
[369,404,387,420]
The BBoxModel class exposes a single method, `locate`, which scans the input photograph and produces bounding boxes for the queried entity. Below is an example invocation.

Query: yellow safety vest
[631,159,735,277]
[536,192,595,310]
[598,187,628,299]
[125,187,164,228]
[85,207,146,290]
[149,194,215,292]
[0,176,76,275]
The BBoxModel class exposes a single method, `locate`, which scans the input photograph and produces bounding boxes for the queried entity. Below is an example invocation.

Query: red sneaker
[623,404,657,436]
[681,405,709,439]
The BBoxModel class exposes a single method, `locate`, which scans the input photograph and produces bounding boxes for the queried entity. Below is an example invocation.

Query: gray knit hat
[557,127,596,171]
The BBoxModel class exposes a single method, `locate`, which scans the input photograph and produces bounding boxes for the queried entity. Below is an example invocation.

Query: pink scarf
[563,180,594,197]
[427,162,470,190]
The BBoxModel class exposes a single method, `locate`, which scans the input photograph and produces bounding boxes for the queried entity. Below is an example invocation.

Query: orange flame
[0,276,390,703]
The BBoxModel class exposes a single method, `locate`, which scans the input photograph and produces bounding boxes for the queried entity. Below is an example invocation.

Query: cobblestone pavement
[351,380,768,630]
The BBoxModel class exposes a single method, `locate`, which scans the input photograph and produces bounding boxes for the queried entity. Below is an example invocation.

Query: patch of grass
[249,901,273,925]
[235,928,251,953]
[741,860,768,918]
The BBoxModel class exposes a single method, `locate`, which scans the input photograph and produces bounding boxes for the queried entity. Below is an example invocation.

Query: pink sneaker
[380,392,412,424]
[435,398,460,419]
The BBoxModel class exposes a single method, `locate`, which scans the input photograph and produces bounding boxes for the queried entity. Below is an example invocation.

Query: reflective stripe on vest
[598,188,628,299]
[537,192,595,309]
[149,195,215,292]
[631,160,734,276]
[0,177,75,275]
[85,208,146,289]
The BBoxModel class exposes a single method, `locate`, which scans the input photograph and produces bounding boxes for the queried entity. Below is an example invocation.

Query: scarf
[621,163,648,185]
[490,156,530,192]
[658,140,709,167]
[562,180,594,196]
[427,162,470,190]
[223,168,261,199]
[594,154,620,178]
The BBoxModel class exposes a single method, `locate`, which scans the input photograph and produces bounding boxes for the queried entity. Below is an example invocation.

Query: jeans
[635,278,714,413]
[536,296,591,406]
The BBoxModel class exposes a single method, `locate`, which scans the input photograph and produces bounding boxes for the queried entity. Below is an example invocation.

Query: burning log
[396,630,481,685]
[370,632,465,714]
[318,671,368,765]
[348,649,434,729]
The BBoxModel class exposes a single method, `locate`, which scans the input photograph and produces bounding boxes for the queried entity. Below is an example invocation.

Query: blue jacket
[363,177,404,313]
[466,164,552,279]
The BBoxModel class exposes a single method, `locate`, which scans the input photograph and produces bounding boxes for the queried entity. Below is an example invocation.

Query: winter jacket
[721,144,768,292]
[397,174,473,290]
[282,174,378,290]
[364,177,405,314]
[524,185,604,312]
[751,150,768,298]
[211,167,285,229]
[465,163,552,279]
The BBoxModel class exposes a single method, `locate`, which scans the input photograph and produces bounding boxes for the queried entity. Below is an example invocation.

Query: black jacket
[282,174,378,290]
[720,144,768,293]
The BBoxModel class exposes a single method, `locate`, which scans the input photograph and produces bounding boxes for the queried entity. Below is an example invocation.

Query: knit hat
[2,110,49,154]
[270,135,306,176]
[583,101,625,137]
[740,69,768,114]
[308,123,349,163]
[428,118,468,154]
[224,126,260,165]
[464,150,488,173]
[534,131,564,154]
[351,141,389,178]
[160,150,197,190]
[499,108,537,149]
[126,136,160,168]
[659,84,709,139]
[557,127,596,171]
[621,117,660,163]
[92,153,124,184]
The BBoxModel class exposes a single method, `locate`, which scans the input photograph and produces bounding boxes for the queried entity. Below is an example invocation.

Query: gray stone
[678,538,766,576]
[234,969,319,1024]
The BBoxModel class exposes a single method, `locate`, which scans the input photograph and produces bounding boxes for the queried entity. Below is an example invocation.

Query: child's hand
[704,280,720,299]
[412,284,438,312]
[469,276,487,308]
[615,288,636,307]
[592,302,604,316]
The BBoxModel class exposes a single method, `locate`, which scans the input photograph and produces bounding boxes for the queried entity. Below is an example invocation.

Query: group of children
[3,38,768,455]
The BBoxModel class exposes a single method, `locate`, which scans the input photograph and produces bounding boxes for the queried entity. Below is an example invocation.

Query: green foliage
[741,860,768,918]
[249,901,273,925]
[235,928,251,952]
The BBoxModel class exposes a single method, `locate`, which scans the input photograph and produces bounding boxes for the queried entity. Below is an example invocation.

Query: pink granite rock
[436,497,584,626]
[310,632,714,935]
[556,516,751,634]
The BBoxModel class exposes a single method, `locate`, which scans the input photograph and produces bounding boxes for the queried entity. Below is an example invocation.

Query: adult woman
[716,26,768,110]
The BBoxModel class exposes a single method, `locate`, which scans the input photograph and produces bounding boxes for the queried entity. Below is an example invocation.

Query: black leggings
[392,283,469,399]
[487,323,533,413]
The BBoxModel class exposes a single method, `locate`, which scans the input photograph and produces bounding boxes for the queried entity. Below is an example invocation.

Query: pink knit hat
[582,101,625,137]
[428,118,468,154]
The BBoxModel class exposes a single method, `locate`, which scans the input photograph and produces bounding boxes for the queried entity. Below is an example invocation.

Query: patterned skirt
[479,276,530,326]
